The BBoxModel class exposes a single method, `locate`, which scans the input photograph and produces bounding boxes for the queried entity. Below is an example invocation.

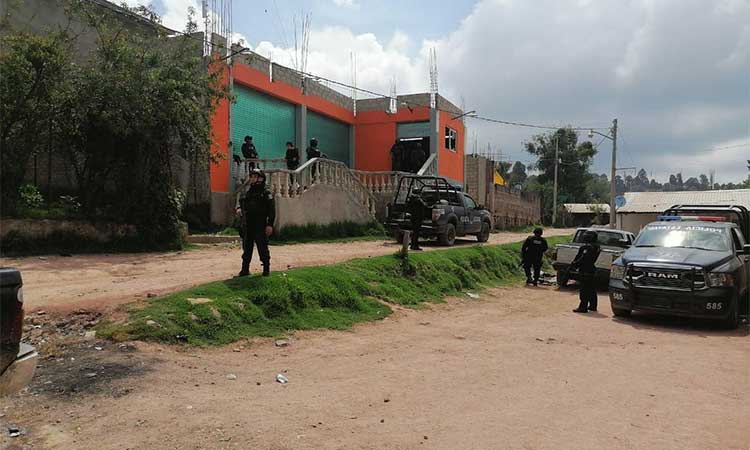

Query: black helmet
[310,138,318,147]
[533,227,543,236]
[582,230,598,243]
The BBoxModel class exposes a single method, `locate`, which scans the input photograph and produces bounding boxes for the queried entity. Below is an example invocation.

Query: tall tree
[525,127,597,223]
[509,161,527,186]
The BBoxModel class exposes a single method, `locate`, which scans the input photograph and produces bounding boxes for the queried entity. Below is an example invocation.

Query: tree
[586,173,610,203]
[699,174,710,190]
[525,127,597,223]
[509,161,527,186]
[684,177,701,191]
[0,31,72,214]
[1,3,228,247]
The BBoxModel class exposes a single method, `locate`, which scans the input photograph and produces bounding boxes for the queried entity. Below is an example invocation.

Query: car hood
[620,247,733,270]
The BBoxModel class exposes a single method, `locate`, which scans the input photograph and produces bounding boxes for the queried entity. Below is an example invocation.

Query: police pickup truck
[385,175,492,246]
[1,268,38,396]
[552,227,635,286]
[609,205,750,328]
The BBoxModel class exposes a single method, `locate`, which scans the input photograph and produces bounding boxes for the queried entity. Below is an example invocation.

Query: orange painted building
[209,51,466,219]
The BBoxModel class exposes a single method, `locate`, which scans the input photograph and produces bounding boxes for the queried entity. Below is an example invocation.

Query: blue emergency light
[657,215,727,222]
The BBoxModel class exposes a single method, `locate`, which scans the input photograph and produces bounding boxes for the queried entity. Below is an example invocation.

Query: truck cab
[609,205,750,328]
[385,176,492,246]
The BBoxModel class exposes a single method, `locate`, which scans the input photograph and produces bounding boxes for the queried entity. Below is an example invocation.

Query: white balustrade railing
[417,153,438,176]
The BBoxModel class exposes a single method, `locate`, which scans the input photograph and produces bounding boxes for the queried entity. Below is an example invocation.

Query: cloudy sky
[138,0,748,183]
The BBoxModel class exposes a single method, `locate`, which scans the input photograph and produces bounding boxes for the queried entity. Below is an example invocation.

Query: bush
[18,184,44,209]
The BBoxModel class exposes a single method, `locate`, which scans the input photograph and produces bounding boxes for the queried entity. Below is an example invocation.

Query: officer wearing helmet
[571,230,601,313]
[521,227,548,286]
[235,169,275,277]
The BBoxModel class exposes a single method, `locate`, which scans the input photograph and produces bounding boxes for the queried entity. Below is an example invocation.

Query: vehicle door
[730,228,750,297]
[448,191,467,234]
[462,194,482,233]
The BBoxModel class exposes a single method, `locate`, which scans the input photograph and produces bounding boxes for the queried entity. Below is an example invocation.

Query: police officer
[390,140,403,172]
[571,230,601,313]
[235,169,275,277]
[521,227,548,286]
[407,190,429,251]
[241,136,258,169]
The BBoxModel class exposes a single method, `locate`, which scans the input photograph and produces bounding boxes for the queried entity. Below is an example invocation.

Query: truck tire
[439,223,456,246]
[556,270,569,287]
[476,222,490,242]
[612,308,631,318]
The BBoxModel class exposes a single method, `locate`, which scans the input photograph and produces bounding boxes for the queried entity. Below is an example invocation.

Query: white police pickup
[552,227,635,286]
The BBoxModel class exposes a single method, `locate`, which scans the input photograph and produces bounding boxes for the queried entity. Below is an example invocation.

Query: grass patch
[98,235,569,345]
[272,221,387,244]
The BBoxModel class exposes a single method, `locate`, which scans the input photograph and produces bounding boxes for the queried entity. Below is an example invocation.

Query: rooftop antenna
[350,52,357,116]
[389,78,398,114]
[429,47,438,109]
[202,0,211,56]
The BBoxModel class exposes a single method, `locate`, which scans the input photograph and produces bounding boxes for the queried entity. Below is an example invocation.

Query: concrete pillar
[429,108,440,163]
[296,104,307,161]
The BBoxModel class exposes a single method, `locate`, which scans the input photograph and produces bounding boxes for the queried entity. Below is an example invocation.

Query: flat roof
[617,189,750,213]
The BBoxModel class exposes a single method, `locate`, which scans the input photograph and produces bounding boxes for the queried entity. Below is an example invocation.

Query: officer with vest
[235,169,275,277]
[521,227,549,286]
[571,230,601,313]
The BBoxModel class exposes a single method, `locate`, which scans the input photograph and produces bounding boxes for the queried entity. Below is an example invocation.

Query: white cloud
[333,0,357,7]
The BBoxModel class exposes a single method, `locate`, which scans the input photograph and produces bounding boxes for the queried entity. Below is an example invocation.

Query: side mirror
[619,238,630,248]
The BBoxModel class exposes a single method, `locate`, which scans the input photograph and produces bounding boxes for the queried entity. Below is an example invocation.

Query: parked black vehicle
[1,268,38,396]
[609,205,750,328]
[385,176,492,246]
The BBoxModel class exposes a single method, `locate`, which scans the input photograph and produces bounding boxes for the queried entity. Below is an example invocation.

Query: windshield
[634,224,730,251]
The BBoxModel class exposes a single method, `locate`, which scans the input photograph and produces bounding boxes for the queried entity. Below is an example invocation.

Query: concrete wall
[274,184,373,230]
[616,213,658,235]
[0,219,137,243]
[492,189,541,229]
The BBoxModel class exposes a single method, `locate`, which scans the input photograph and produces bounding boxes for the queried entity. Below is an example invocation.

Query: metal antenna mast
[429,48,438,109]
[351,52,358,116]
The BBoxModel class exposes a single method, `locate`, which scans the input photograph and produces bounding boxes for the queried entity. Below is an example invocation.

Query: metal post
[552,136,559,226]
[609,118,618,229]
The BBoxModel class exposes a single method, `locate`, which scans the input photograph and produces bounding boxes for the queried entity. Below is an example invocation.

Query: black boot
[262,264,270,277]
[237,262,250,277]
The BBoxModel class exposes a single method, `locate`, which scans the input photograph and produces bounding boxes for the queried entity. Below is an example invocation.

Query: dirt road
[3,286,748,450]
[1,229,573,312]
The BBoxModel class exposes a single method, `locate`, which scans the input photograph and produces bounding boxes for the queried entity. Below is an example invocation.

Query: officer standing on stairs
[571,230,601,313]
[521,227,548,286]
[235,169,275,277]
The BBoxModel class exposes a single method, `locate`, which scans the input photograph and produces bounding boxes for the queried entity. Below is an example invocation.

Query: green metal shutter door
[232,85,295,159]
[306,111,350,166]
[397,121,430,139]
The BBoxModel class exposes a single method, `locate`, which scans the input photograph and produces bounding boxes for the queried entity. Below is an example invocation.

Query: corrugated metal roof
[617,189,750,213]
[563,203,610,214]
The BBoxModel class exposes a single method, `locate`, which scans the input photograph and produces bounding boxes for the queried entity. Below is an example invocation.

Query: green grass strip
[97,235,569,345]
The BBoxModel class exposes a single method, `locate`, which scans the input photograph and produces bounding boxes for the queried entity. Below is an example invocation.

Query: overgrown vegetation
[98,236,568,345]
[0,2,227,249]
[213,221,386,244]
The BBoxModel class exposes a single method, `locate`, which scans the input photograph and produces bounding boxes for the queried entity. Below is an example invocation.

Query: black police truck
[609,205,750,328]
[385,175,492,246]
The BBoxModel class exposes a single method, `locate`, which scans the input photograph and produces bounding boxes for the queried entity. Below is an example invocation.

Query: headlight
[706,273,734,287]
[610,264,626,280]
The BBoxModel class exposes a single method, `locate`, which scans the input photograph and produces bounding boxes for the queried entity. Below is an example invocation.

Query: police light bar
[657,215,727,222]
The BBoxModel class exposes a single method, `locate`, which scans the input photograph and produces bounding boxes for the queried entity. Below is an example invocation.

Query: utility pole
[609,118,618,229]
[552,136,559,226]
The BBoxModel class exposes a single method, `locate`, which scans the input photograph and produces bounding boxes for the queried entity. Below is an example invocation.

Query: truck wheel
[476,222,490,242]
[722,300,739,329]
[612,308,631,318]
[439,223,456,246]
[556,270,569,287]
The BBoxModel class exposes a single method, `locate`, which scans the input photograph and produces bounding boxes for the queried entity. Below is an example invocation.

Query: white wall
[616,213,659,235]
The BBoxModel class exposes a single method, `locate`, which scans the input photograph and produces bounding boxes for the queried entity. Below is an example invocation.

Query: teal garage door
[306,110,350,166]
[397,121,430,139]
[232,85,295,159]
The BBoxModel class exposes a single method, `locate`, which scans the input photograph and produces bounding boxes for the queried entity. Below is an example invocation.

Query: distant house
[615,189,750,233]
[562,203,610,227]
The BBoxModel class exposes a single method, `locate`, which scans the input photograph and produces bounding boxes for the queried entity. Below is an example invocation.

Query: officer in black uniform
[241,136,258,169]
[571,230,601,313]
[235,169,275,277]
[521,227,548,286]
[407,190,429,251]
